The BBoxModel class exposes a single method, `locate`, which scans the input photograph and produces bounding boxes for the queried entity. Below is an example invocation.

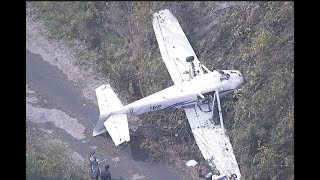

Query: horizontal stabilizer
[93,84,130,146]
[104,114,130,146]
[95,84,122,115]
[93,84,123,136]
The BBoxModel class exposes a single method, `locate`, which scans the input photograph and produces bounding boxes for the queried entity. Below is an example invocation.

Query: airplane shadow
[128,129,150,162]
[98,128,150,162]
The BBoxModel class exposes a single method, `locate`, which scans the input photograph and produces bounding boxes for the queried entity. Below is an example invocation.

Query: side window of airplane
[218,70,230,81]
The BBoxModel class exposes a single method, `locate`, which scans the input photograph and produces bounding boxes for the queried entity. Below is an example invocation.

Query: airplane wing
[183,91,241,179]
[153,9,204,85]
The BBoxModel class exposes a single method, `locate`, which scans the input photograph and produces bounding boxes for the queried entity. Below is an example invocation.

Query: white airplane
[93,9,242,179]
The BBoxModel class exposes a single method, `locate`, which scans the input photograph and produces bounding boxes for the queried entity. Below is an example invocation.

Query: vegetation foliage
[28,2,293,179]
[26,122,89,180]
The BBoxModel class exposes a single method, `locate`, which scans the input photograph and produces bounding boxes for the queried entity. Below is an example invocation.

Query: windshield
[218,70,230,80]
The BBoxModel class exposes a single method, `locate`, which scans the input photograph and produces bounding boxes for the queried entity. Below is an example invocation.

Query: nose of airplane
[237,72,243,88]
[238,76,244,87]
[238,72,244,84]
[230,71,243,89]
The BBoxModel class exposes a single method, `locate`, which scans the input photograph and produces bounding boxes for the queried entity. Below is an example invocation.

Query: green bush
[26,123,89,180]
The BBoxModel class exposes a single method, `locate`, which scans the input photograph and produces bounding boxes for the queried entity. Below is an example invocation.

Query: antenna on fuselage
[186,56,196,78]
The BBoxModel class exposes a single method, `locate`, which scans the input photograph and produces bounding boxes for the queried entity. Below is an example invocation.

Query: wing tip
[113,138,130,146]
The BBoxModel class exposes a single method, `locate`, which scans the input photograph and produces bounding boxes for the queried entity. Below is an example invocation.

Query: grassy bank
[27,2,294,179]
[26,122,89,180]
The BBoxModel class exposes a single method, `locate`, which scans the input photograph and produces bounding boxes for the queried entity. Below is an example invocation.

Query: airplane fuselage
[100,70,243,120]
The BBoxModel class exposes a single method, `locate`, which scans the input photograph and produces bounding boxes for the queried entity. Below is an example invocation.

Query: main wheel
[231,174,237,179]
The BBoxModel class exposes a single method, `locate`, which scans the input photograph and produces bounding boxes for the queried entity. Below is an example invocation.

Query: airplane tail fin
[93,84,130,146]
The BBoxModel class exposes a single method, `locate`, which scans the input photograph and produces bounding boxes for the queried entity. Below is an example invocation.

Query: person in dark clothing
[100,165,112,180]
[89,151,100,180]
[198,168,205,178]
[91,165,100,180]
[197,168,215,180]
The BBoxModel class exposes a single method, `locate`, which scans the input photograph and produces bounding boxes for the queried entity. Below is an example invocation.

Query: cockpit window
[218,70,230,81]
[230,70,242,76]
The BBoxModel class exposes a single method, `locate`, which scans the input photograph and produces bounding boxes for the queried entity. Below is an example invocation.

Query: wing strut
[211,90,225,134]
[214,91,224,133]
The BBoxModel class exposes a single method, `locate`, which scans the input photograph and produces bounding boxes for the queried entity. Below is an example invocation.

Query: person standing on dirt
[198,168,205,178]
[89,151,99,166]
[89,151,100,180]
[100,164,112,180]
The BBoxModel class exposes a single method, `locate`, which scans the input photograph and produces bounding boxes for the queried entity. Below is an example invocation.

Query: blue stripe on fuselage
[164,99,196,109]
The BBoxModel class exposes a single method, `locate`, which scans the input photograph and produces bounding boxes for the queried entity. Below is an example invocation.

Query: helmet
[105,165,110,170]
